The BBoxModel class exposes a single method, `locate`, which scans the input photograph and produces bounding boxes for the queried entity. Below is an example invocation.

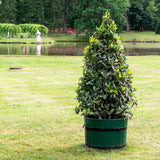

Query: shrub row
[19,24,48,36]
[0,23,22,38]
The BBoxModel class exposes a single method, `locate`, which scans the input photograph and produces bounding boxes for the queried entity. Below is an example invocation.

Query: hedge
[19,24,48,36]
[0,23,22,38]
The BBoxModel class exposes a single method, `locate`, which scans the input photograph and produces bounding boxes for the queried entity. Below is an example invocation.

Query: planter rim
[84,116,128,121]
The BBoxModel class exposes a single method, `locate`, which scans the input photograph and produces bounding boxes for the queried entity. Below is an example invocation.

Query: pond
[0,42,160,56]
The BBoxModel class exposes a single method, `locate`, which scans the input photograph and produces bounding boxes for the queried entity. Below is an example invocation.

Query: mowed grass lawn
[0,56,160,160]
[119,31,160,42]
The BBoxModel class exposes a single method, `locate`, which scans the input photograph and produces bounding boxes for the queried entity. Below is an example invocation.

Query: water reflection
[8,47,10,55]
[23,47,29,55]
[46,44,84,56]
[0,42,86,56]
[36,44,41,56]
[0,42,160,56]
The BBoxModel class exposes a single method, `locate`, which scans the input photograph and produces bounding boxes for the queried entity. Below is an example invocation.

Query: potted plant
[75,12,137,150]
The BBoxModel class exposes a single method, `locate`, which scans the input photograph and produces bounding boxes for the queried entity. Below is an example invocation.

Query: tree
[20,0,45,24]
[125,11,130,32]
[62,0,67,33]
[66,0,78,28]
[0,0,158,33]
[74,0,130,34]
[20,0,34,23]
[33,0,45,24]
[106,0,130,31]
[0,0,17,23]
[155,19,160,34]
[74,0,106,34]
[128,0,157,31]
[44,0,62,36]
[155,0,160,18]
[16,0,21,24]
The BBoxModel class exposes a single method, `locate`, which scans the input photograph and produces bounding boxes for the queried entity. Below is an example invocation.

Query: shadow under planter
[84,116,128,150]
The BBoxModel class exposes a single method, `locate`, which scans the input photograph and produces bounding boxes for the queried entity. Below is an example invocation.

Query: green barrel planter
[84,116,128,150]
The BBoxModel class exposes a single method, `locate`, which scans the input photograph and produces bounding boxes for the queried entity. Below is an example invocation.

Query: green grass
[0,33,88,43]
[0,56,160,160]
[0,37,55,44]
[1,31,160,43]
[48,33,88,42]
[119,31,160,42]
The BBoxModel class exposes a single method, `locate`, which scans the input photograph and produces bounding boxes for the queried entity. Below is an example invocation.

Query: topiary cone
[75,12,137,119]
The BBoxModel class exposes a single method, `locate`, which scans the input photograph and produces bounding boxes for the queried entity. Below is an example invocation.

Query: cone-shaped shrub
[75,12,137,119]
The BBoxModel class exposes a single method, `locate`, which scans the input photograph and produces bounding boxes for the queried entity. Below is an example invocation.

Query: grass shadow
[63,143,135,156]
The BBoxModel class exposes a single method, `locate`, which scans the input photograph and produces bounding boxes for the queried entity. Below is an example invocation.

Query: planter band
[85,125,127,132]
[86,143,126,150]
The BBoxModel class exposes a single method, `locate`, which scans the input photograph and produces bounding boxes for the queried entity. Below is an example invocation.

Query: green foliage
[19,24,48,36]
[0,23,21,38]
[20,0,44,24]
[38,25,48,35]
[20,34,24,38]
[44,0,62,30]
[74,0,130,34]
[0,0,158,32]
[107,0,130,31]
[20,0,34,23]
[0,0,17,24]
[0,0,159,33]
[155,20,160,34]
[128,0,157,31]
[75,12,137,119]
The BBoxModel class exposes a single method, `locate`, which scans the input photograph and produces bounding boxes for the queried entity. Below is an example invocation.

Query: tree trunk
[125,11,130,32]
[62,0,67,33]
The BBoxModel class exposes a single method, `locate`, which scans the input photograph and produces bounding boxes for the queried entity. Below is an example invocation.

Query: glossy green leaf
[75,11,138,119]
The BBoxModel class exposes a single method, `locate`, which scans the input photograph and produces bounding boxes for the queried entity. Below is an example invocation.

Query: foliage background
[0,0,160,33]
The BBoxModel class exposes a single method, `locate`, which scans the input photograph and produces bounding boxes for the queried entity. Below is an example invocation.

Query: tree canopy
[0,0,159,33]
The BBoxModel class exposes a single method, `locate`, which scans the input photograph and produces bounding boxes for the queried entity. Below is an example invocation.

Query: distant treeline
[0,0,160,33]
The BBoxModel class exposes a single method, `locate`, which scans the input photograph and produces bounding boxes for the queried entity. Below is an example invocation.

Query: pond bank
[0,33,88,44]
[0,31,160,43]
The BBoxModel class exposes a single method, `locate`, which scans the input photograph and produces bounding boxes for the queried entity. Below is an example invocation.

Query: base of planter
[84,116,128,150]
[86,143,126,150]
